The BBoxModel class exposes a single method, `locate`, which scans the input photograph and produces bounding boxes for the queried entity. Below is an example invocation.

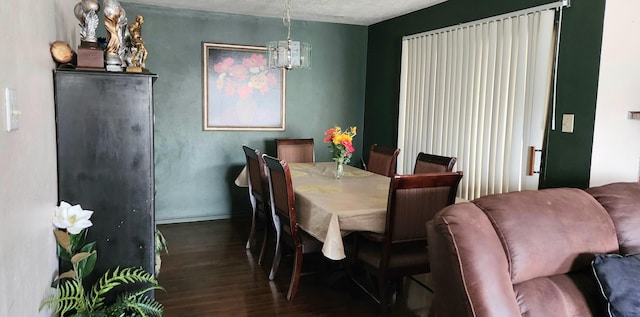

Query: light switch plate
[5,88,19,132]
[561,114,574,133]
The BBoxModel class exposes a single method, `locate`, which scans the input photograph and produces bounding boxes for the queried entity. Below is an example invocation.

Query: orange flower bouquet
[324,126,357,178]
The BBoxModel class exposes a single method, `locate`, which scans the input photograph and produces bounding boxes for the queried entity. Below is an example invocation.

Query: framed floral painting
[202,42,286,131]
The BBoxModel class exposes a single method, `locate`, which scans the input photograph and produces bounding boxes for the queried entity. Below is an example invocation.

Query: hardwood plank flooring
[156,218,433,316]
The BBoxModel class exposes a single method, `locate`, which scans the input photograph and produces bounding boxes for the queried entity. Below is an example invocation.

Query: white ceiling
[123,0,447,26]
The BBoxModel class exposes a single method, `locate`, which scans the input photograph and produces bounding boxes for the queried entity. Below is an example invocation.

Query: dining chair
[242,145,270,265]
[413,152,457,174]
[274,138,315,163]
[365,144,400,177]
[262,154,323,301]
[347,171,463,309]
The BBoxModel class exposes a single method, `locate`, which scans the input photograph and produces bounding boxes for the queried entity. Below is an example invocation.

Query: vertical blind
[397,7,557,200]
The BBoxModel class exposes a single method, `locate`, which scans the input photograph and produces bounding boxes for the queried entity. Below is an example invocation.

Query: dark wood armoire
[53,69,157,288]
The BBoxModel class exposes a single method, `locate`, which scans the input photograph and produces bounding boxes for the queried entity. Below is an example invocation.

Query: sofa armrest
[587,182,640,254]
[427,203,521,317]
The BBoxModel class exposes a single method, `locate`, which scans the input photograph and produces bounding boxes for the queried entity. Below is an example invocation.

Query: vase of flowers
[324,126,357,179]
[335,157,345,179]
[40,201,164,317]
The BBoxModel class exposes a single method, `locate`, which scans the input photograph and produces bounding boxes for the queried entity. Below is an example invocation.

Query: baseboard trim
[156,215,231,224]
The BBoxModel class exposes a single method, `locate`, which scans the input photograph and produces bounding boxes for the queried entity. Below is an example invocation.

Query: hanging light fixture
[267,0,311,70]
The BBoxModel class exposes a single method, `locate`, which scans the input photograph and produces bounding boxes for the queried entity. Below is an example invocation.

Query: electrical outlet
[561,114,574,133]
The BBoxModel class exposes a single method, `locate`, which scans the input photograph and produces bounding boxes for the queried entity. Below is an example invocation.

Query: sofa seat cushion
[513,271,604,317]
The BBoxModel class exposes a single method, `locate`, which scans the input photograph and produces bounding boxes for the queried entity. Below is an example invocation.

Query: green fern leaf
[103,291,164,317]
[134,295,164,317]
[87,266,159,311]
[39,278,87,316]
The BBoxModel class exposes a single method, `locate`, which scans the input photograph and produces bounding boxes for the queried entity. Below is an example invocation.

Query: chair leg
[395,277,404,295]
[378,275,389,312]
[245,195,258,249]
[269,244,281,281]
[286,245,303,301]
[257,214,269,266]
[269,215,282,281]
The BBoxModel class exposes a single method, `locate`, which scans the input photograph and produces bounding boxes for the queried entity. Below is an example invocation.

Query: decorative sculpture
[127,15,148,72]
[103,0,124,71]
[71,0,150,72]
[50,41,74,66]
[118,7,129,68]
[74,0,103,69]
[74,0,100,44]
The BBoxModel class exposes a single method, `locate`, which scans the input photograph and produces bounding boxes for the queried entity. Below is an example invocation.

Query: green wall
[542,0,606,188]
[122,3,368,222]
[121,0,605,222]
[363,0,606,189]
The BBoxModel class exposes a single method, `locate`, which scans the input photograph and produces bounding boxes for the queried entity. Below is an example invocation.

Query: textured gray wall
[121,3,368,223]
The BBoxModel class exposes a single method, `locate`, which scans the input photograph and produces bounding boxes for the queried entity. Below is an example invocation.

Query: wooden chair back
[275,138,315,163]
[385,172,463,244]
[242,145,270,263]
[264,154,319,300]
[366,144,400,177]
[413,152,457,174]
[242,145,267,204]
[349,171,463,309]
[263,154,298,232]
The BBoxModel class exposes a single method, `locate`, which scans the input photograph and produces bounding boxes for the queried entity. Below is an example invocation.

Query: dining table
[287,162,390,260]
[234,161,466,261]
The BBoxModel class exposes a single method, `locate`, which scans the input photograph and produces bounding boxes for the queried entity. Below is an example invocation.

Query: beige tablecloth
[235,166,249,187]
[289,162,390,260]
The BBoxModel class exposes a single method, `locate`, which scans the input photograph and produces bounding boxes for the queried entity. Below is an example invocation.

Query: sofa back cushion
[473,188,618,284]
[587,182,640,254]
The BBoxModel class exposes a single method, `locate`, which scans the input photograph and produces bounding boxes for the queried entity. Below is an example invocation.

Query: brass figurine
[127,15,148,72]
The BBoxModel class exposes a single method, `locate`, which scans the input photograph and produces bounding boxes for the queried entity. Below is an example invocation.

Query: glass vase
[335,159,344,179]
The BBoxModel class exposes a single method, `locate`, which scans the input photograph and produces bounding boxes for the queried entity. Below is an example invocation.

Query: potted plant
[40,201,164,316]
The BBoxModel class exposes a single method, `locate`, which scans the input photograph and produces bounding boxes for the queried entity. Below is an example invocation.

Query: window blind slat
[398,9,556,200]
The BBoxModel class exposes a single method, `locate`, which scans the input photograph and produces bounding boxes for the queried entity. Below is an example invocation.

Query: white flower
[53,201,94,234]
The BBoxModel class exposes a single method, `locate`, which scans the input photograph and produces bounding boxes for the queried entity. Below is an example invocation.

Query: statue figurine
[118,8,130,67]
[103,0,124,71]
[127,15,148,72]
[74,0,100,44]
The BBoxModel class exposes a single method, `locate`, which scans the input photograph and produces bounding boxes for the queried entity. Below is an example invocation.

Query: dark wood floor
[156,218,433,317]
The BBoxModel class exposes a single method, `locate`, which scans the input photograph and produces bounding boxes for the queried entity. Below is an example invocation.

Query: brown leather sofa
[426,182,640,317]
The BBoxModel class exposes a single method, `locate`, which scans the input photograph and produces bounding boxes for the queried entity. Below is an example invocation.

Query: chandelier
[267,0,311,70]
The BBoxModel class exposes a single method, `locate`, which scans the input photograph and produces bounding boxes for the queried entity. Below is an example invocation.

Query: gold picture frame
[202,42,286,131]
